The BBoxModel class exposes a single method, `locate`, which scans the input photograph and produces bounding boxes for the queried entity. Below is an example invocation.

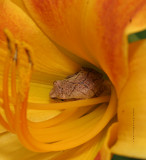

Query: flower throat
[0,29,114,153]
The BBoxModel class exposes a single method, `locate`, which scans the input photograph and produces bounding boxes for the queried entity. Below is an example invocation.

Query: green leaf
[128,30,146,43]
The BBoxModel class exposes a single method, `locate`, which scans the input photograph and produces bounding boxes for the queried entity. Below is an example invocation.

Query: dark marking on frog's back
[50,67,104,100]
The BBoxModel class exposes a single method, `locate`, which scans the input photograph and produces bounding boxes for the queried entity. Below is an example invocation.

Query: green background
[112,155,142,160]
[111,29,146,160]
[128,30,146,43]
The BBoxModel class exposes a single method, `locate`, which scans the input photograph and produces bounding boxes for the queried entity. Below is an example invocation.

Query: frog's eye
[53,81,57,85]
[53,80,61,86]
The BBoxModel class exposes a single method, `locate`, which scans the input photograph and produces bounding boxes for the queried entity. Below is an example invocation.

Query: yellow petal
[125,5,146,35]
[0,130,106,160]
[53,130,106,160]
[0,132,60,160]
[97,123,118,160]
[0,125,6,133]
[23,0,146,93]
[108,40,146,159]
[0,0,80,83]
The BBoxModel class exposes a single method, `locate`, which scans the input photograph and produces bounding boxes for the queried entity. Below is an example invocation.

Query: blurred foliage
[128,30,146,43]
[112,155,142,160]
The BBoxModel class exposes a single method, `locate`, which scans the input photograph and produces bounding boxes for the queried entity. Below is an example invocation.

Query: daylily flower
[0,0,146,160]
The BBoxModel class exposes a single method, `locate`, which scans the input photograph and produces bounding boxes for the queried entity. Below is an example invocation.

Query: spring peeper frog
[50,67,105,100]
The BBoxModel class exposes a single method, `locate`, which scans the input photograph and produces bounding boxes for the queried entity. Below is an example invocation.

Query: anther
[4,29,15,57]
[6,36,11,52]
[13,44,18,62]
[25,48,33,66]
[21,42,34,68]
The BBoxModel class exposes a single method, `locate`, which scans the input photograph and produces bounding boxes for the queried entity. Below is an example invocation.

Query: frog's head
[50,80,63,99]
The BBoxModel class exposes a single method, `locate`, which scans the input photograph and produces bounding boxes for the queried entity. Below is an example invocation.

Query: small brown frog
[50,67,105,100]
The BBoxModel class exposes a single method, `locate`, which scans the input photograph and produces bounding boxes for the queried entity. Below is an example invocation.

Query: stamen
[0,114,11,131]
[2,30,17,132]
[28,106,92,129]
[30,104,106,143]
[14,88,116,152]
[0,93,10,131]
[32,88,116,149]
[3,55,14,131]
[11,45,18,103]
[21,42,34,67]
[15,42,39,151]
[4,29,15,57]
[13,44,18,62]
[28,108,77,128]
[28,95,110,110]
[1,30,38,150]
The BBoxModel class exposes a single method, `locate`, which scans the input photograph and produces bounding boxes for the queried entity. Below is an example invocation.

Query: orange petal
[22,0,99,66]
[11,0,27,12]
[23,0,146,93]
[0,0,80,83]
[82,0,146,94]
